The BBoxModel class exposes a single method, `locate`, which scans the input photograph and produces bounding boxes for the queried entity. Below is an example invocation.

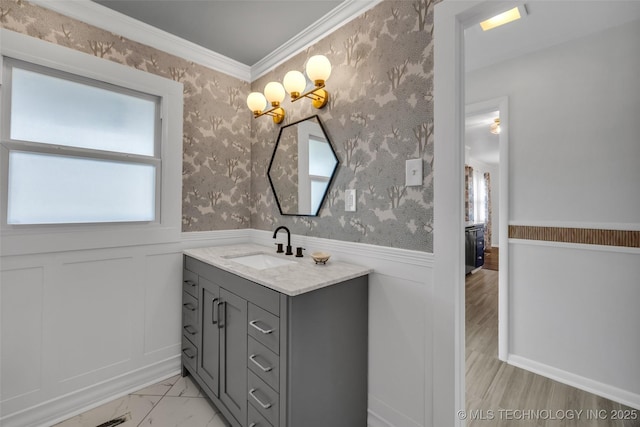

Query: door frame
[433,1,516,425]
[465,96,509,361]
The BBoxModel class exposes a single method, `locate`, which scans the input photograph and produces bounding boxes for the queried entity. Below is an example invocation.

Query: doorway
[463,97,508,362]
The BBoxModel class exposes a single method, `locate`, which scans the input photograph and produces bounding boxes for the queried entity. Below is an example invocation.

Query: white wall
[466,19,640,408]
[467,20,640,226]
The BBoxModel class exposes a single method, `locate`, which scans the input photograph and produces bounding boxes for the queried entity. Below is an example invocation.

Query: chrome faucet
[273,226,293,255]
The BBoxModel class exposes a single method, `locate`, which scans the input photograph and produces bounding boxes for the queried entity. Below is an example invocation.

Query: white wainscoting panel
[508,239,640,409]
[1,267,44,402]
[0,229,434,427]
[0,230,247,427]
[143,252,183,357]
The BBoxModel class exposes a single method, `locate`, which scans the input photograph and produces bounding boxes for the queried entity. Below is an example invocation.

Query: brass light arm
[253,103,285,124]
[290,82,329,109]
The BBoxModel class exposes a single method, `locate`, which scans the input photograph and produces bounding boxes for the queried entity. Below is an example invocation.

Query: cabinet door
[199,277,220,397]
[219,288,248,425]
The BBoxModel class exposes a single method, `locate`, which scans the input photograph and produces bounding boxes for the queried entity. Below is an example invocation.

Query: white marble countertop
[183,244,371,296]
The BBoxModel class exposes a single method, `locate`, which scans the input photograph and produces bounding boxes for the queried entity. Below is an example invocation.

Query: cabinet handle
[218,301,225,329]
[182,348,195,359]
[183,325,197,335]
[249,388,272,409]
[249,424,257,427]
[249,354,273,372]
[211,298,219,325]
[183,302,196,311]
[183,280,196,287]
[249,320,274,335]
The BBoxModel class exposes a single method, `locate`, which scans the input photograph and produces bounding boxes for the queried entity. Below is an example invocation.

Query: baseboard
[0,356,181,427]
[508,354,640,410]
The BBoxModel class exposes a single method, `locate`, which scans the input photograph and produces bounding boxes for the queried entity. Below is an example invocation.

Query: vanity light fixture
[247,81,286,124]
[247,55,332,124]
[480,5,527,31]
[490,118,501,135]
[284,55,331,109]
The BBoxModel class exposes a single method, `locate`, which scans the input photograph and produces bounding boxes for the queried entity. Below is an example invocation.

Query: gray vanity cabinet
[198,277,220,397]
[218,288,248,423]
[182,254,368,427]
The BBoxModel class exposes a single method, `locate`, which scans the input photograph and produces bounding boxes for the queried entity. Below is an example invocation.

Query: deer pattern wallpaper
[252,0,436,251]
[1,0,437,252]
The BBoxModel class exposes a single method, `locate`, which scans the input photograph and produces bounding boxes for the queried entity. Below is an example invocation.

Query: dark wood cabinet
[465,224,485,274]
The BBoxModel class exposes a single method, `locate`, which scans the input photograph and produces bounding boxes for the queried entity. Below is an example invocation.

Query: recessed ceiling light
[480,5,527,31]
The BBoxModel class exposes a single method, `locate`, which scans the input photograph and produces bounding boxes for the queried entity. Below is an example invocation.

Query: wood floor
[465,269,639,426]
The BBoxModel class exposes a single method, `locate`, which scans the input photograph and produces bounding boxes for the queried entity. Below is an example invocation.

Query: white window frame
[0,29,183,256]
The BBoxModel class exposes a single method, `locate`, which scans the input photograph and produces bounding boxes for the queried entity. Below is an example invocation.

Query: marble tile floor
[54,375,230,427]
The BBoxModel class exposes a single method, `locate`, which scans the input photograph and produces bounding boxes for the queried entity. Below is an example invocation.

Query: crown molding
[250,0,384,81]
[29,0,252,82]
[29,0,382,83]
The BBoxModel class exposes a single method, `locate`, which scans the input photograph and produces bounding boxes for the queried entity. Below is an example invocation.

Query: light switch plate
[405,159,423,186]
[345,189,356,212]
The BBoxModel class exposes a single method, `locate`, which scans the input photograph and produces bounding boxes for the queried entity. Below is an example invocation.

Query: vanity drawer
[248,336,279,392]
[248,371,279,427]
[183,269,198,297]
[181,336,197,373]
[182,292,199,342]
[248,303,280,355]
[248,403,273,427]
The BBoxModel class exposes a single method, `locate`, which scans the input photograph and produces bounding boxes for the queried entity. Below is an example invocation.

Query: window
[1,29,183,255]
[3,59,160,225]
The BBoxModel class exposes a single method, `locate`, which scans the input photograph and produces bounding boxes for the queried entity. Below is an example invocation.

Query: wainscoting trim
[508,355,640,411]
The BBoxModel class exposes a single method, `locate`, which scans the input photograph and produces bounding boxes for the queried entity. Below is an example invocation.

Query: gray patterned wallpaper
[252,0,435,251]
[1,0,436,252]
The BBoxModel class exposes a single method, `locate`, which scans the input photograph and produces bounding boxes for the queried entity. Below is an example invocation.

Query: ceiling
[94,0,343,66]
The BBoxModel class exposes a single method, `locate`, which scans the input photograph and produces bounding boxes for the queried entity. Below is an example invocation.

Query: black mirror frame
[267,115,339,217]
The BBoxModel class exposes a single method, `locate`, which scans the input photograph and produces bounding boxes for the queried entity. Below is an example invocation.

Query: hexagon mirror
[268,115,339,216]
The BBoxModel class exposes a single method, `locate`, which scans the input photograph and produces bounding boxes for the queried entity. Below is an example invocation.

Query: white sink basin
[225,253,296,270]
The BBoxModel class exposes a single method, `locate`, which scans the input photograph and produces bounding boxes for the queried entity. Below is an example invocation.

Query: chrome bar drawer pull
[183,325,197,335]
[183,302,196,311]
[249,354,273,372]
[249,320,274,334]
[249,424,257,427]
[249,388,272,409]
[182,348,195,359]
[183,280,196,287]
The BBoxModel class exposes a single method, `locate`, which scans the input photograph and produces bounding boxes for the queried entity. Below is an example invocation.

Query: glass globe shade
[283,70,307,96]
[246,92,266,112]
[305,55,332,83]
[264,82,286,105]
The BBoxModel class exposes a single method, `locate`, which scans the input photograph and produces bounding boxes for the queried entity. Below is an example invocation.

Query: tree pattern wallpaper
[1,0,437,252]
[252,0,436,251]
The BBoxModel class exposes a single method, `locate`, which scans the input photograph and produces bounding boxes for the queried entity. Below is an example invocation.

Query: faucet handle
[275,243,284,253]
[295,247,305,258]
